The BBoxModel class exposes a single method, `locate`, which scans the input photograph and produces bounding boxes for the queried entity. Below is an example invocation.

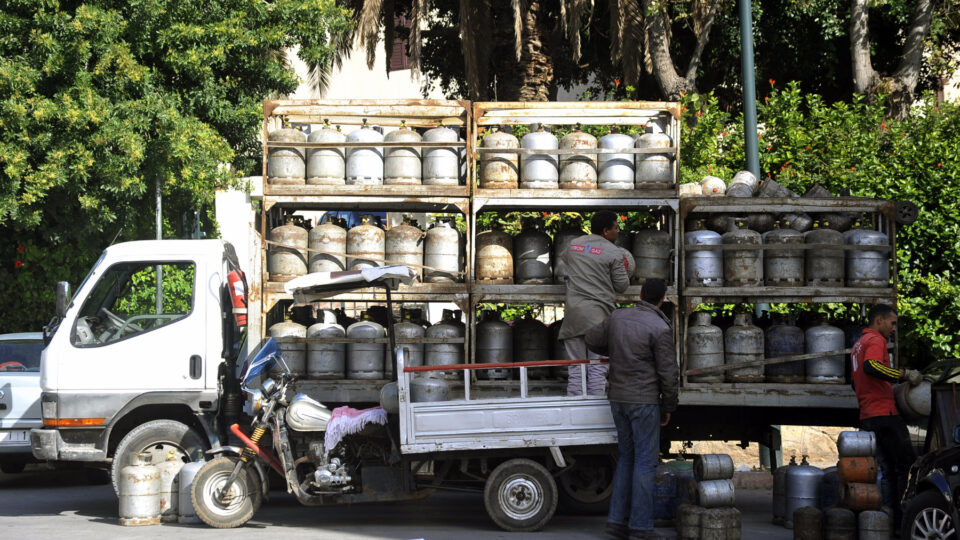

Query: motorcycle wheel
[192,456,263,528]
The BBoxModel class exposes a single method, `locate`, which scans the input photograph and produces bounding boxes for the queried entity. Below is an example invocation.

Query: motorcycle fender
[204,446,270,499]
[206,446,245,457]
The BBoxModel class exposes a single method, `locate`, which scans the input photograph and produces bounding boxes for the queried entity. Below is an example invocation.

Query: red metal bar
[404,358,609,373]
[230,424,284,474]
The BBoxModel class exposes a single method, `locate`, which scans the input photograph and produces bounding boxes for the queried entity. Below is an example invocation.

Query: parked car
[901,360,960,539]
[0,332,44,474]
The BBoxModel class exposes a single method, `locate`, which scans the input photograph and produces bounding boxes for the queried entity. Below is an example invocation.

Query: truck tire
[902,489,955,539]
[483,458,558,532]
[192,456,262,528]
[110,419,207,495]
[557,454,615,515]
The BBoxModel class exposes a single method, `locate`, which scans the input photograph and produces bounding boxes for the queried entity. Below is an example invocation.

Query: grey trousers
[563,336,608,396]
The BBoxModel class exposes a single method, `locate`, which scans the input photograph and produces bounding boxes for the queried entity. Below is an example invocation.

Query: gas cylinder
[479,128,519,189]
[476,224,513,283]
[844,225,889,288]
[701,175,726,196]
[425,312,464,380]
[385,216,424,280]
[764,315,805,383]
[783,212,814,233]
[805,222,845,286]
[552,226,583,284]
[820,466,840,511]
[598,131,635,190]
[422,125,460,186]
[410,378,450,402]
[176,461,204,524]
[836,431,876,458]
[308,218,347,273]
[773,456,797,525]
[792,506,823,540]
[785,456,824,529]
[726,170,758,197]
[118,452,161,526]
[269,320,306,376]
[686,312,725,383]
[423,217,462,283]
[679,182,702,197]
[306,311,346,379]
[763,220,804,286]
[701,507,742,539]
[267,127,306,185]
[894,380,933,420]
[155,452,183,523]
[513,316,550,379]
[694,454,734,481]
[559,125,598,189]
[804,321,845,384]
[695,479,736,508]
[394,312,425,371]
[520,126,559,189]
[476,311,512,380]
[857,510,891,540]
[346,313,386,379]
[724,313,764,383]
[635,119,673,185]
[269,218,308,279]
[677,504,704,540]
[549,319,570,379]
[347,214,385,270]
[722,221,762,287]
[383,122,422,185]
[840,482,881,512]
[684,220,723,287]
[514,219,552,284]
[837,456,877,484]
[824,507,857,540]
[306,121,346,185]
[654,464,679,521]
[632,229,671,284]
[746,212,776,233]
[345,120,384,185]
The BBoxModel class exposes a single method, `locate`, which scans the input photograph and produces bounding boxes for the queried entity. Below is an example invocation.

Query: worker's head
[590,211,620,242]
[640,278,667,307]
[867,304,897,339]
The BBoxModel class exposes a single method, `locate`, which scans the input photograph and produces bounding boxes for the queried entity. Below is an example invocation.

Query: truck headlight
[41,393,57,422]
[247,390,264,413]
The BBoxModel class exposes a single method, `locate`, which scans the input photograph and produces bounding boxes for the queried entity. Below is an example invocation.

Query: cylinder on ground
[823,507,857,540]
[785,459,823,529]
[700,507,741,540]
[696,479,736,508]
[267,128,306,185]
[792,506,823,540]
[306,122,345,185]
[676,504,704,540]
[423,217,462,283]
[820,466,840,511]
[837,456,877,484]
[773,457,797,525]
[176,461,204,524]
[840,482,881,512]
[695,454,734,481]
[118,452,162,526]
[857,510,891,540]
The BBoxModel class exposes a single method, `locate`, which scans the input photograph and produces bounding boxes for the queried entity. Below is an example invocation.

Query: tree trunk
[492,0,555,101]
[642,0,716,100]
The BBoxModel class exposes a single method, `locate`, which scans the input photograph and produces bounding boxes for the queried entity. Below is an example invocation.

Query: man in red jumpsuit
[850,304,921,527]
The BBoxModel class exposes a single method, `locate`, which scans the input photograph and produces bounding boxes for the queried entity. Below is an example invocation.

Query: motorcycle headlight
[247,389,264,413]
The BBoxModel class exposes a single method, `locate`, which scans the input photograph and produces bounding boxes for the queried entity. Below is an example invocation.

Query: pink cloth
[324,406,388,455]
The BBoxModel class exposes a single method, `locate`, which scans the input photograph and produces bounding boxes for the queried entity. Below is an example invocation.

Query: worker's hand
[904,369,923,387]
[660,412,671,427]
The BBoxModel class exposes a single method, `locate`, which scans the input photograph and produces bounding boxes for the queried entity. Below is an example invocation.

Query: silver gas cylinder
[695,479,736,508]
[722,221,762,287]
[422,125,460,186]
[820,465,840,511]
[784,456,824,529]
[308,218,347,273]
[804,321,845,384]
[513,315,550,379]
[118,452,162,526]
[549,318,570,379]
[782,212,814,232]
[805,222,845,286]
[635,119,673,185]
[746,212,776,233]
[764,315,805,383]
[423,217,462,283]
[155,452,183,523]
[383,122,422,185]
[306,311,346,379]
[267,127,306,185]
[410,378,450,402]
[724,313,764,383]
[552,226,583,284]
[694,454,735,481]
[306,120,346,185]
[176,460,204,524]
[615,227,634,255]
[685,220,723,287]
[385,216,424,280]
[394,314,426,372]
[476,311,512,380]
[346,314,386,379]
[701,175,726,196]
[598,131,635,190]
[894,379,933,420]
[476,224,513,284]
[726,170,758,197]
[269,320,306,376]
[686,312,725,383]
[269,218,308,279]
[559,125,598,189]
[520,126,559,189]
[632,229,671,284]
[858,510,891,539]
[514,220,552,284]
[824,507,857,539]
[844,225,889,287]
[763,221,804,286]
[836,431,877,458]
[479,128,519,189]
[345,120,384,185]
[772,456,797,525]
[347,214,385,270]
[424,312,464,380]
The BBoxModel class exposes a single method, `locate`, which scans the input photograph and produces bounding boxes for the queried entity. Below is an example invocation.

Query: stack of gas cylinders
[675,454,741,540]
[118,451,204,526]
[685,312,852,385]
[476,310,568,381]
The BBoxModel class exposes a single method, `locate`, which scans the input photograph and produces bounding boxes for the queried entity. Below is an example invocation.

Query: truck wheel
[902,489,955,539]
[110,419,207,495]
[484,458,558,532]
[192,456,262,528]
[557,454,615,515]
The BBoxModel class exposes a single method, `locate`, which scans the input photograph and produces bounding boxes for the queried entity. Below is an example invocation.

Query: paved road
[0,465,791,539]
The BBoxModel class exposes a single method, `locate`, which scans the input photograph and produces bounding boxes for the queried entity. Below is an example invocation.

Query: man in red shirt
[850,304,921,526]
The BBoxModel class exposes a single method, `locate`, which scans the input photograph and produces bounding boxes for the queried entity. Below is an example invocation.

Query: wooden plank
[263,184,470,198]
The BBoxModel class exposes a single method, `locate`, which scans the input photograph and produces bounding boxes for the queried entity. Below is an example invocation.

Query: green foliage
[114,263,194,316]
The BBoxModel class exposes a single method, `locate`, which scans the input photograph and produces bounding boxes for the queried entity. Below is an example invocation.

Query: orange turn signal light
[43,418,105,427]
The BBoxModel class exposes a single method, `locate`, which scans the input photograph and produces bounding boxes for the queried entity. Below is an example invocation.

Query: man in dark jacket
[586,278,677,540]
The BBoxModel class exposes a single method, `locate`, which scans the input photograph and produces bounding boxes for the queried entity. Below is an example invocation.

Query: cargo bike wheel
[191,456,263,528]
[483,458,558,532]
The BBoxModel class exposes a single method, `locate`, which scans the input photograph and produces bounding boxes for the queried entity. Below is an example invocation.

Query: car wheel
[902,489,956,540]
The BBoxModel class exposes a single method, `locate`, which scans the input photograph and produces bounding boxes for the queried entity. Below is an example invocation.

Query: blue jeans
[608,401,660,532]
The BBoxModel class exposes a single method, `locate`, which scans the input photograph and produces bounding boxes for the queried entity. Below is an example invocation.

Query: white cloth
[323,405,388,456]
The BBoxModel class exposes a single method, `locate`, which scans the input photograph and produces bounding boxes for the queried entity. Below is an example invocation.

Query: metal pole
[740,0,761,178]
[155,177,163,315]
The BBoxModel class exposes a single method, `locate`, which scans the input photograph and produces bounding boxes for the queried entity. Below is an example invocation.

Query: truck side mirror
[55,281,71,318]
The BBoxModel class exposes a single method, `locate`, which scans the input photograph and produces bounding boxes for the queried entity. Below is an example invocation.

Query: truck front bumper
[30,428,106,462]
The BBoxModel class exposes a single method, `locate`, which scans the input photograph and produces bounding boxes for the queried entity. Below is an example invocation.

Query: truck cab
[30,239,246,488]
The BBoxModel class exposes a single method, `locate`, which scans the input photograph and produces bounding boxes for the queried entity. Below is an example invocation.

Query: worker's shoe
[628,530,663,540]
[604,522,629,540]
